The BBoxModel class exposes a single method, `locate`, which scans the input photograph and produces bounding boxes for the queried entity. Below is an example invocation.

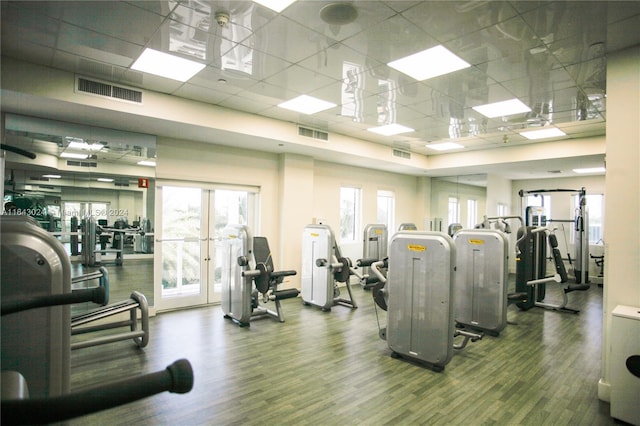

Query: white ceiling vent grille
[76,76,143,104]
[298,126,328,141]
[393,149,411,159]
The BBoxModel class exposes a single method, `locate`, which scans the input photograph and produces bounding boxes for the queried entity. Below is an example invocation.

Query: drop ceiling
[2,1,639,179]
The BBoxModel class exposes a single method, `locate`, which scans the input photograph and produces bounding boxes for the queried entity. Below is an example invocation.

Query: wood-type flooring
[69,283,614,425]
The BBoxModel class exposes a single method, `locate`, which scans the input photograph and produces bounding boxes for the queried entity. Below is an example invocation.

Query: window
[574,194,604,244]
[213,190,249,237]
[340,186,361,242]
[525,195,550,225]
[467,199,477,228]
[377,190,395,232]
[448,196,460,225]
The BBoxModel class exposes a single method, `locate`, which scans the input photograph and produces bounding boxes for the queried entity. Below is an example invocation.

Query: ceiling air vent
[67,160,97,168]
[298,126,328,141]
[76,76,143,104]
[393,149,411,159]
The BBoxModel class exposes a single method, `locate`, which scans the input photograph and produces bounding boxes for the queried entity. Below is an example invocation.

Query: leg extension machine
[301,224,357,311]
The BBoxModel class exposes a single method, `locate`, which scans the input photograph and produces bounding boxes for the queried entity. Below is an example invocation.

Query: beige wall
[312,161,419,262]
[156,141,421,288]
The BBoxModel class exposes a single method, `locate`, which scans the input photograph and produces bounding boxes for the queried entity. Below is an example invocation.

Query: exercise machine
[476,215,531,317]
[220,224,298,326]
[301,224,357,311]
[70,290,149,350]
[359,224,388,289]
[82,216,124,266]
[397,222,417,231]
[453,229,509,336]
[0,215,192,424]
[369,231,482,372]
[447,222,463,236]
[519,187,590,284]
[515,226,588,314]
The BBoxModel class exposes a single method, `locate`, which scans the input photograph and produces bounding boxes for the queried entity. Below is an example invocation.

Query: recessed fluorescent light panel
[137,160,156,167]
[367,123,414,136]
[573,167,606,174]
[67,141,103,151]
[42,174,61,179]
[97,178,114,182]
[61,152,89,159]
[277,95,336,115]
[473,98,531,118]
[425,142,464,151]
[253,0,296,12]
[132,48,205,82]
[387,45,470,81]
[520,128,566,140]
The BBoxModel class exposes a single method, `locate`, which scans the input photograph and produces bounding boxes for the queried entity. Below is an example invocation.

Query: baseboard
[598,378,611,402]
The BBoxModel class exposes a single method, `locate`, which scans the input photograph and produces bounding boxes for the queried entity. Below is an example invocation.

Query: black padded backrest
[253,237,273,270]
[548,234,568,283]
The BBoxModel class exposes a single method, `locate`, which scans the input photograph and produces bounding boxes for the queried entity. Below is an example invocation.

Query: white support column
[278,153,314,289]
[599,45,640,402]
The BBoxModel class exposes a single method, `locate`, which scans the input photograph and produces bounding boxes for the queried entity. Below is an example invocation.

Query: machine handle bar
[1,359,194,425]
[1,287,106,316]
[370,260,387,284]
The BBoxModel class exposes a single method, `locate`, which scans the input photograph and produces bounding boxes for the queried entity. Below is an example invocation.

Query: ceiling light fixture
[320,3,358,25]
[387,45,470,81]
[253,0,296,13]
[61,152,89,159]
[425,142,464,151]
[473,98,531,118]
[520,128,566,140]
[67,141,104,151]
[97,178,114,182]
[137,160,157,167]
[278,95,336,115]
[573,167,606,174]
[42,174,61,179]
[132,48,205,82]
[367,123,414,136]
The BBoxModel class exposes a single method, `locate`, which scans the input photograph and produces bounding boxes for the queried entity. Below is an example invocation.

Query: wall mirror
[2,114,157,309]
[430,174,487,233]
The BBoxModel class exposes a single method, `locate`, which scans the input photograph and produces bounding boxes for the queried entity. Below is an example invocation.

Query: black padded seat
[548,234,589,293]
[252,237,298,297]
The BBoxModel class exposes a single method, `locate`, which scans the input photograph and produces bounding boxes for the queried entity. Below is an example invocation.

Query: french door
[155,183,258,311]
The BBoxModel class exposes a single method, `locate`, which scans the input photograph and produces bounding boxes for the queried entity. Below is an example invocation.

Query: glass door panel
[211,190,249,302]
[156,186,207,310]
[156,184,257,311]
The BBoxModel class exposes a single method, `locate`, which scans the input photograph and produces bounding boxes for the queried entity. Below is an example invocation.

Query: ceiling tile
[341,13,437,65]
[402,1,519,43]
[57,23,143,67]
